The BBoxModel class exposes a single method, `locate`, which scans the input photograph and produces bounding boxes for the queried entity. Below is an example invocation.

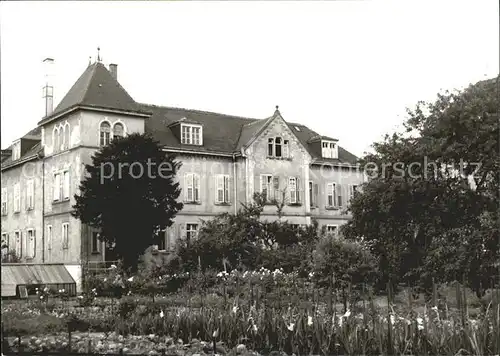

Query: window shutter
[194,174,201,202]
[184,174,191,201]
[283,141,289,158]
[59,173,63,200]
[224,176,230,203]
[296,177,301,203]
[273,177,280,200]
[216,175,224,203]
[337,183,343,207]
[63,171,70,199]
[178,223,185,240]
[313,183,319,206]
[32,230,36,258]
[53,174,60,201]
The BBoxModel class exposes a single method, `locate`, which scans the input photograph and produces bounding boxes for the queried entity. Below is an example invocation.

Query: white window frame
[12,141,21,160]
[184,173,201,203]
[260,174,274,201]
[186,223,199,242]
[1,187,7,215]
[99,121,111,146]
[53,170,70,202]
[267,137,289,158]
[112,122,125,140]
[288,177,300,204]
[26,179,34,210]
[215,174,230,204]
[26,228,35,259]
[46,225,52,250]
[180,124,203,145]
[62,223,69,249]
[14,230,21,257]
[13,183,20,213]
[321,140,338,159]
[327,183,336,207]
[326,224,339,236]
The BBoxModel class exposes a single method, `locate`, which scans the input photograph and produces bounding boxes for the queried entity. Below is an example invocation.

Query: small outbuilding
[1,263,76,298]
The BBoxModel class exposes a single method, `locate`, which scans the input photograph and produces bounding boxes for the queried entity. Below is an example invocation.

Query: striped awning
[1,264,76,297]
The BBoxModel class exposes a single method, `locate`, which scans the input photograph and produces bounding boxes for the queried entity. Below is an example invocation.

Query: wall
[244,115,312,224]
[0,159,44,263]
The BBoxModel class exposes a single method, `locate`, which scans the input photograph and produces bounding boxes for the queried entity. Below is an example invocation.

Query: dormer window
[322,140,338,159]
[181,124,203,145]
[12,141,21,160]
[268,137,289,158]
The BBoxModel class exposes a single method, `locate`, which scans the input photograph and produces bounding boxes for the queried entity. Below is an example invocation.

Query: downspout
[232,153,237,214]
[241,147,248,205]
[39,152,45,263]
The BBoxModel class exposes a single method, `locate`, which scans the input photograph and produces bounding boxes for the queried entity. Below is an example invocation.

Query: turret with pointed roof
[38,62,150,126]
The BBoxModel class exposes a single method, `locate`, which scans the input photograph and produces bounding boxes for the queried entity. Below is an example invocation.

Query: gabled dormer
[308,135,339,159]
[168,117,203,146]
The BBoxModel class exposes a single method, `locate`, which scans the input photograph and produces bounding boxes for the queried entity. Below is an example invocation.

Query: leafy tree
[72,133,183,272]
[343,76,499,295]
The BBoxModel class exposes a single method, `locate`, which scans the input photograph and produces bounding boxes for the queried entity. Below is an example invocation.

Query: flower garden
[2,266,500,355]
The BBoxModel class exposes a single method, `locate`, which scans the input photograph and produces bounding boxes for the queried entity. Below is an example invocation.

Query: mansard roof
[142,103,359,165]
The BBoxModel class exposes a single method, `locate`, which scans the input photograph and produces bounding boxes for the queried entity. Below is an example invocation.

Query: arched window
[53,127,60,152]
[100,122,111,146]
[113,123,124,140]
[59,128,64,151]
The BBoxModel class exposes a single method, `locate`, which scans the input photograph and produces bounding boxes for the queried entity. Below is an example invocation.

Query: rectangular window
[283,140,289,158]
[26,229,35,259]
[327,183,336,207]
[62,223,69,249]
[215,175,230,204]
[91,232,100,253]
[349,185,358,202]
[26,179,34,210]
[53,173,61,201]
[268,138,274,156]
[180,124,203,145]
[12,142,21,160]
[184,173,201,203]
[14,231,21,257]
[260,174,273,201]
[14,183,20,212]
[326,225,338,236]
[275,138,282,157]
[47,225,52,250]
[288,177,300,204]
[63,171,70,199]
[322,141,337,158]
[1,187,7,215]
[1,233,8,249]
[186,223,198,242]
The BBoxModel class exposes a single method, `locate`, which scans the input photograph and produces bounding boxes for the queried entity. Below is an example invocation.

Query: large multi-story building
[1,58,364,292]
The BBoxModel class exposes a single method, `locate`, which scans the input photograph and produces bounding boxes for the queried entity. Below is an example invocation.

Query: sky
[1,1,498,157]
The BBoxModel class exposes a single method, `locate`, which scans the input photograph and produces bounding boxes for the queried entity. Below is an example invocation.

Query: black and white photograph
[1,1,499,355]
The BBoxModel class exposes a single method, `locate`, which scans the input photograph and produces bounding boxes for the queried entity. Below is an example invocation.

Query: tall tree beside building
[343,76,499,295]
[72,133,183,272]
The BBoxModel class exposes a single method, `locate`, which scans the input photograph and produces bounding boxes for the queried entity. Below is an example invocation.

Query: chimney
[43,58,54,116]
[109,63,118,80]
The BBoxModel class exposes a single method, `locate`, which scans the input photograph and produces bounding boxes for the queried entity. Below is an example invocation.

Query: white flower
[431,306,438,312]
[252,324,258,332]
[287,323,295,331]
[103,278,107,282]
[127,276,134,282]
[343,309,351,318]
[307,315,313,326]
[232,305,238,314]
[159,310,164,318]
[110,264,117,269]
[212,329,219,338]
[416,317,424,330]
[77,295,84,299]
[390,315,395,325]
